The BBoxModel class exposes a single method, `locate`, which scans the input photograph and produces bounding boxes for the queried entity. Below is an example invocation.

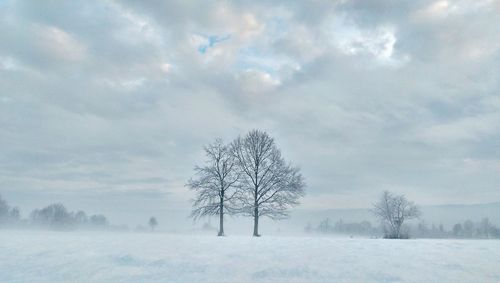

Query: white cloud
[415,0,495,20]
[160,63,172,73]
[0,56,22,71]
[330,22,408,66]
[417,113,500,144]
[236,69,281,94]
[35,25,87,61]
[0,0,499,213]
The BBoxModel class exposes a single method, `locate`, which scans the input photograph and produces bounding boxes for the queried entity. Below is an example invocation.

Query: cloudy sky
[1,0,500,223]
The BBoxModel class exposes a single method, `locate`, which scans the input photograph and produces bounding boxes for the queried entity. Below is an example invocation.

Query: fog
[2,192,499,238]
[2,0,500,282]
[2,0,500,223]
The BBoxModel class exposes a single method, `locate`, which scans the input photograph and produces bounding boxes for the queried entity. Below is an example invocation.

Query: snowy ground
[0,230,499,283]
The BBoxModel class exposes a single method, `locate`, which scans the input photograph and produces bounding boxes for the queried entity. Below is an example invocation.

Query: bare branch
[371,191,421,239]
[231,130,306,236]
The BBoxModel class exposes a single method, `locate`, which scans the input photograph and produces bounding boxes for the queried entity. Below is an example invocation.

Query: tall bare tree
[187,139,240,236]
[232,130,305,236]
[372,191,421,239]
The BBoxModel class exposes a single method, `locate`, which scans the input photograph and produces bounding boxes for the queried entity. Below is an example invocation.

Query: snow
[1,230,499,283]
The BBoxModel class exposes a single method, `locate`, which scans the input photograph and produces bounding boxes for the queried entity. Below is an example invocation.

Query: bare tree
[187,139,240,236]
[74,210,88,225]
[149,217,158,231]
[9,207,20,222]
[89,214,108,227]
[463,219,475,237]
[30,203,75,229]
[232,130,305,236]
[0,194,10,224]
[372,191,421,239]
[479,217,491,239]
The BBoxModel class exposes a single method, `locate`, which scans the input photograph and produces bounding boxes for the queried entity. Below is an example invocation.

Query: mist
[2,0,500,282]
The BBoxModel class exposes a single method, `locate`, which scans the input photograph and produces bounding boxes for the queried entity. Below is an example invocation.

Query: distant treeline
[30,203,109,230]
[412,218,500,239]
[0,194,116,231]
[305,218,380,237]
[0,194,20,225]
[306,218,500,239]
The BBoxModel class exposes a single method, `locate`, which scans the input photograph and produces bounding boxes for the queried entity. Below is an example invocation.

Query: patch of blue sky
[197,34,231,54]
[236,48,278,74]
[231,16,294,75]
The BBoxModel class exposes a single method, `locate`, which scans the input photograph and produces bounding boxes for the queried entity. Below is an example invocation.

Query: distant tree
[479,218,491,239]
[89,214,108,227]
[232,130,305,236]
[31,203,74,229]
[334,219,344,233]
[318,218,332,233]
[188,139,241,236]
[74,210,88,225]
[0,194,9,223]
[452,223,463,237]
[359,221,375,235]
[149,217,158,231]
[372,191,421,239]
[325,219,378,236]
[463,220,474,238]
[0,195,21,226]
[9,207,20,222]
[490,225,500,238]
[417,220,430,237]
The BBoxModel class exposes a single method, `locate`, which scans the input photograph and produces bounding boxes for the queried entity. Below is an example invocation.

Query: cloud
[0,0,499,218]
[35,25,87,61]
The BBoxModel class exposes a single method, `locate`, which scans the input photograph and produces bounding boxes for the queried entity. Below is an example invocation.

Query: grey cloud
[0,0,499,221]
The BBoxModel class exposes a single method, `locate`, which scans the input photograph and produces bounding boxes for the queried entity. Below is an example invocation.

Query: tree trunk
[253,206,260,237]
[218,199,224,236]
[394,222,402,239]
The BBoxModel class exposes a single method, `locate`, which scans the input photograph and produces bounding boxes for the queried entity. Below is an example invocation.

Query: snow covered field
[0,230,499,283]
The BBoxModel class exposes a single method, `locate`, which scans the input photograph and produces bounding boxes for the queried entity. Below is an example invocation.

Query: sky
[1,0,500,225]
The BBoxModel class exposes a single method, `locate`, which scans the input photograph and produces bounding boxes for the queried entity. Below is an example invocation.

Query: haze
[1,0,500,229]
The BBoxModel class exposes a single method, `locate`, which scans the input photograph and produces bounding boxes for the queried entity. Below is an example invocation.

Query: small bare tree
[232,130,305,236]
[149,217,158,231]
[187,139,240,236]
[372,191,421,239]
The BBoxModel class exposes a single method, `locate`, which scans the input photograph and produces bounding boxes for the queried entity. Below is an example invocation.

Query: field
[0,230,499,283]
